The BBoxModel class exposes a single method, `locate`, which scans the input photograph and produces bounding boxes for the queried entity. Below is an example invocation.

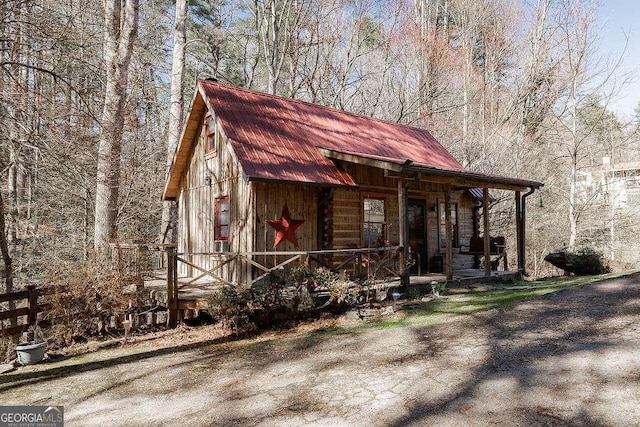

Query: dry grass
[42,257,147,349]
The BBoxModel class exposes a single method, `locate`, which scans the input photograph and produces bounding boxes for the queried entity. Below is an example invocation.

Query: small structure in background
[576,158,640,264]
[576,157,640,209]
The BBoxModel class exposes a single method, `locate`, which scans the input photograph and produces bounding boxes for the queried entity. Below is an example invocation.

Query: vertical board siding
[177,111,254,285]
[255,182,318,253]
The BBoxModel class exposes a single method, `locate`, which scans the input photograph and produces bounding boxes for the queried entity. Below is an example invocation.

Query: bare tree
[254,0,307,95]
[160,0,188,245]
[0,188,13,294]
[94,0,140,254]
[552,0,624,251]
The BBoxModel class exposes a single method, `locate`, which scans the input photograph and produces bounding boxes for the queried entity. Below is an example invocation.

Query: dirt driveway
[1,274,639,426]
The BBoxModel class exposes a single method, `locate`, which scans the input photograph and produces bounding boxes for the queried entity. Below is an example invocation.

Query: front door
[408,199,427,275]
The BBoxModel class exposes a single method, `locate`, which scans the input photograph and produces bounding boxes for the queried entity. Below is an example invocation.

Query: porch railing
[164,246,404,325]
[170,246,403,287]
[110,244,405,326]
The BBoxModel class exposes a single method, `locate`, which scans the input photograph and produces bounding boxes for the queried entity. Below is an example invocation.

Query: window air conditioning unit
[215,240,229,253]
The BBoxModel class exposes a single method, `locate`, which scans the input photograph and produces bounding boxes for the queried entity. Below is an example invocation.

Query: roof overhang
[163,89,206,201]
[320,148,543,192]
[246,176,355,188]
[403,165,543,192]
[318,148,407,173]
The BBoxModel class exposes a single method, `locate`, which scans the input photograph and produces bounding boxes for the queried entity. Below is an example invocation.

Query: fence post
[167,247,179,327]
[27,285,38,325]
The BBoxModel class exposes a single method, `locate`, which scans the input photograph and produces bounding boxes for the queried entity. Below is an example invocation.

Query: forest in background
[1,0,639,293]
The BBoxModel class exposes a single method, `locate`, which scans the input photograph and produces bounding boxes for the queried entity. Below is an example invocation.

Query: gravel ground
[1,273,639,426]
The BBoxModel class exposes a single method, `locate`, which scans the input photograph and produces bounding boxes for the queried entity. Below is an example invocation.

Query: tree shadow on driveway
[2,275,638,426]
[388,273,640,426]
[0,329,257,393]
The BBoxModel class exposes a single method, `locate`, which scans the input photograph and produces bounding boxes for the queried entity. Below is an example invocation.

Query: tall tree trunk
[462,36,471,167]
[94,0,139,255]
[160,0,188,245]
[414,0,438,124]
[255,0,299,95]
[7,149,18,251]
[0,188,13,295]
[568,76,579,251]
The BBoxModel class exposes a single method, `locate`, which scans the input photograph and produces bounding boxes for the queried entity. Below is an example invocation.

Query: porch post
[444,188,453,281]
[167,246,179,327]
[398,180,410,289]
[521,189,532,276]
[483,187,491,278]
[515,190,524,275]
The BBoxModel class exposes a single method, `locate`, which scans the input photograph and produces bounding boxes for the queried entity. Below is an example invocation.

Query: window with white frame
[363,197,385,247]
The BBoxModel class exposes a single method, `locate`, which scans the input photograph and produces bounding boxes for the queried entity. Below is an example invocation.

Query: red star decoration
[267,203,305,248]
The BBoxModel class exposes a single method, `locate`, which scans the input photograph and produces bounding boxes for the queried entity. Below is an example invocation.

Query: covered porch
[318,149,543,288]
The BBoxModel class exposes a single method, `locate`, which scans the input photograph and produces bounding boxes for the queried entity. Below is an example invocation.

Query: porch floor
[143,271,224,309]
[142,268,519,310]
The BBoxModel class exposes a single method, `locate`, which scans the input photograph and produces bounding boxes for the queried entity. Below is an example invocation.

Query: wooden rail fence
[0,246,407,333]
[0,286,47,338]
[165,246,405,326]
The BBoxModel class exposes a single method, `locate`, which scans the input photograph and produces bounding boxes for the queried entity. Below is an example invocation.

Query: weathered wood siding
[254,182,319,254]
[176,115,481,280]
[177,111,255,284]
[332,188,362,248]
[452,192,476,270]
[332,164,400,249]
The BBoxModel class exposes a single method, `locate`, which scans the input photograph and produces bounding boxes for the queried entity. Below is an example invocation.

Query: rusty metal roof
[163,80,542,200]
[201,80,465,182]
[200,80,357,186]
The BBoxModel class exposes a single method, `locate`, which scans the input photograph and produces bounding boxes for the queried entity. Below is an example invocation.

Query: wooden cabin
[163,79,543,288]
